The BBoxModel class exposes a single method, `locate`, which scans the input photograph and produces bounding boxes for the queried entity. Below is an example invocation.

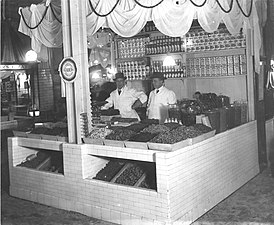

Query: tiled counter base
[8,121,259,225]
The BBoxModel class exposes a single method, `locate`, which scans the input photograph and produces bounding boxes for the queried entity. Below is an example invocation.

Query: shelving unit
[112,22,248,102]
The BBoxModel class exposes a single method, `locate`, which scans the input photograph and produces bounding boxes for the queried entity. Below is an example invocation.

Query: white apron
[147,86,176,123]
[103,86,147,120]
[113,90,140,119]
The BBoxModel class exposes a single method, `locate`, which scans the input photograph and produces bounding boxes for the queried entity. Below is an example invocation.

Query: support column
[246,28,255,121]
[61,0,91,143]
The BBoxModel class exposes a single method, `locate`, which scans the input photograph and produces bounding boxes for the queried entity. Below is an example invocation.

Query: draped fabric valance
[18,0,263,72]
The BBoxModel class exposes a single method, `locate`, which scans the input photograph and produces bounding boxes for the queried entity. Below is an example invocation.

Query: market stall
[1,63,39,130]
[8,0,265,224]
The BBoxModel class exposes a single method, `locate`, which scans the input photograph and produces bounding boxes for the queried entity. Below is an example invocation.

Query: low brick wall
[8,121,259,225]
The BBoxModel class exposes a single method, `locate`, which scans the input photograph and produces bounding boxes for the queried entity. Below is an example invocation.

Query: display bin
[124,140,148,149]
[147,138,191,151]
[9,121,260,225]
[82,137,104,145]
[103,139,125,147]
[12,130,28,138]
[13,131,68,142]
[189,129,216,145]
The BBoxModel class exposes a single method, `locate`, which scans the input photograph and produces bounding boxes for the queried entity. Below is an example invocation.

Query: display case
[114,22,247,80]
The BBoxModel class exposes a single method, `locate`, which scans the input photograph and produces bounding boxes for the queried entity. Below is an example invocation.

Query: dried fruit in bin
[94,160,125,182]
[163,122,181,130]
[105,129,136,141]
[150,125,208,144]
[142,124,170,134]
[17,151,50,169]
[87,127,112,139]
[192,124,213,133]
[30,127,68,137]
[101,108,120,116]
[111,117,138,123]
[115,164,144,186]
[128,132,158,142]
[140,119,159,124]
[124,123,149,132]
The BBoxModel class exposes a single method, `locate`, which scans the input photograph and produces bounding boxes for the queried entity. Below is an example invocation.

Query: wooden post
[61,0,91,143]
[246,28,255,121]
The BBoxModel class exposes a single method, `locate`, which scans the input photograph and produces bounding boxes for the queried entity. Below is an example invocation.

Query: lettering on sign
[59,57,77,83]
[0,64,30,70]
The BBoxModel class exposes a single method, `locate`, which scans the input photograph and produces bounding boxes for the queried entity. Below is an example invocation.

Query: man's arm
[101,93,114,109]
[131,89,147,104]
[168,90,177,105]
[131,89,148,109]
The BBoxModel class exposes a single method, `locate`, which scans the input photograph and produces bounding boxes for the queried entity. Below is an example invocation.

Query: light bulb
[163,56,176,67]
[25,50,37,62]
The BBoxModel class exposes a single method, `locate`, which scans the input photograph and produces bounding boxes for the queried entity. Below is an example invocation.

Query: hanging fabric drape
[18,1,62,53]
[2,20,27,62]
[18,0,262,72]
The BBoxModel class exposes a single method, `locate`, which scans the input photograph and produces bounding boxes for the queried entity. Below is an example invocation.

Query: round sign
[59,57,77,83]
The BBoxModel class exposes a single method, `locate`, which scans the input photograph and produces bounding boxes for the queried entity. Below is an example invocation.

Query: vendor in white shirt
[147,72,177,123]
[102,72,147,120]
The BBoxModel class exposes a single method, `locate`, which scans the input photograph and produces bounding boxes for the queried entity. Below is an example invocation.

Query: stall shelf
[9,121,259,225]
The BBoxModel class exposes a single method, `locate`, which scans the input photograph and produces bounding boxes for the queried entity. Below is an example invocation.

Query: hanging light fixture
[25,50,38,62]
[163,55,176,67]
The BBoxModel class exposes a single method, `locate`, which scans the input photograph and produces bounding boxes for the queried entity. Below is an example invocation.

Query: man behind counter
[147,72,177,123]
[102,72,147,120]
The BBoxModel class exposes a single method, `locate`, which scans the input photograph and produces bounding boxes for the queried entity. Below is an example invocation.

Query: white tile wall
[166,121,259,223]
[9,121,259,225]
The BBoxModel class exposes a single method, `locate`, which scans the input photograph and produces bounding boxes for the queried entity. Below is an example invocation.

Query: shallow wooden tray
[82,137,104,145]
[13,130,28,138]
[27,133,42,139]
[13,131,68,142]
[134,173,146,187]
[189,130,216,145]
[100,115,121,122]
[40,134,59,141]
[36,157,51,170]
[56,136,68,142]
[147,138,191,151]
[124,141,148,149]
[110,163,132,183]
[103,139,125,148]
